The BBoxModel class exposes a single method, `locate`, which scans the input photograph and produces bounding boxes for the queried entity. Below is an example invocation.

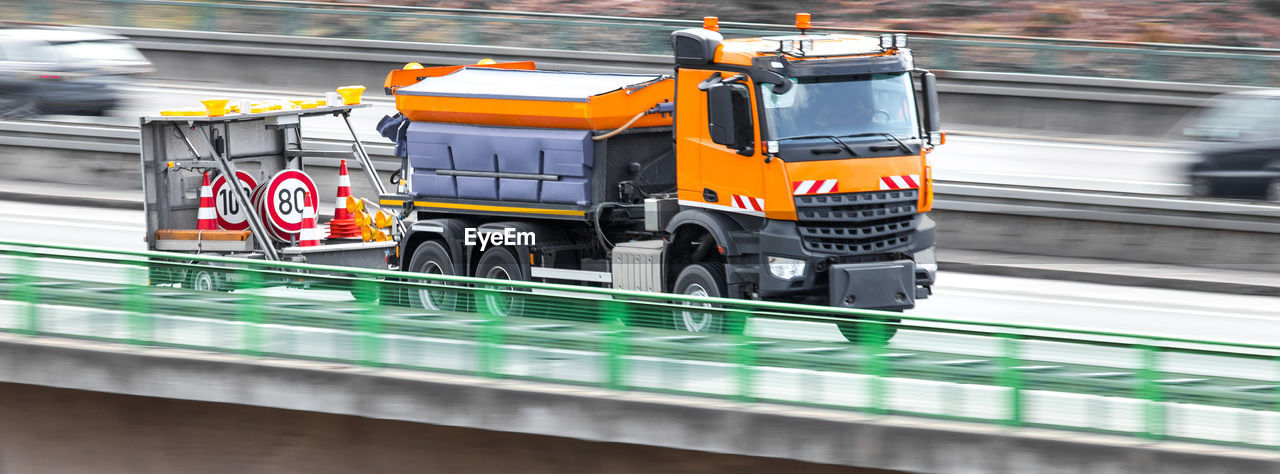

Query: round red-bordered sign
[263,169,318,235]
[253,183,292,243]
[210,171,259,230]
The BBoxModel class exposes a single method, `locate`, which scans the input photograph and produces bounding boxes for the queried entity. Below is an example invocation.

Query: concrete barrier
[0,333,1275,473]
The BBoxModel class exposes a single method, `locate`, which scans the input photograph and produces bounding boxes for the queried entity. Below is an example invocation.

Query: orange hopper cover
[393,67,674,130]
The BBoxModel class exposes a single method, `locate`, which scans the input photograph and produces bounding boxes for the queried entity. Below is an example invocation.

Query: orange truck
[376,14,942,341]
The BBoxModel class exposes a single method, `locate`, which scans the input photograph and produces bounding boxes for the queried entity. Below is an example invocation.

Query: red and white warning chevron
[730,194,765,212]
[879,174,920,190]
[197,171,218,230]
[791,179,839,195]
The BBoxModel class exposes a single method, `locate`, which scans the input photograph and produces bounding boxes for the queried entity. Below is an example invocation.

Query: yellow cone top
[201,98,231,117]
[336,85,365,105]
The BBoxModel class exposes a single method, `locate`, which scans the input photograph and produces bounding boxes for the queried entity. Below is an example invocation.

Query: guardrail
[13,0,1280,87]
[7,119,1278,235]
[1,240,1277,449]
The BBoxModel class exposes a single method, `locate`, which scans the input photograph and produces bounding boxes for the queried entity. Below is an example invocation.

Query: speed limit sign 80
[264,169,319,234]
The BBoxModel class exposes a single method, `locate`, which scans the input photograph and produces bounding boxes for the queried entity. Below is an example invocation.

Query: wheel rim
[414,261,455,311]
[678,283,717,332]
[483,266,515,316]
[192,272,214,292]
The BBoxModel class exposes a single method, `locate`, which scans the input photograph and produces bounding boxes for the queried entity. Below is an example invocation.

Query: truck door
[676,69,768,217]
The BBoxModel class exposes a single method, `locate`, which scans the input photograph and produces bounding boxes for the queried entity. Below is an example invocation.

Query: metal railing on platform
[12,0,1280,86]
[0,240,1277,449]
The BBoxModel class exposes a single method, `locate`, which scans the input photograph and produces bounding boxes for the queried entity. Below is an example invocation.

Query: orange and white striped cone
[298,191,322,247]
[197,171,218,230]
[326,160,362,239]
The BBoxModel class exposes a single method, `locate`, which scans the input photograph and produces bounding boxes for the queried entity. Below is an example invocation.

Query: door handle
[703,188,718,202]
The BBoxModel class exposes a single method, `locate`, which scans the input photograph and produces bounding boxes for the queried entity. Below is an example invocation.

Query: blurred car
[1180,90,1280,200]
[0,27,151,117]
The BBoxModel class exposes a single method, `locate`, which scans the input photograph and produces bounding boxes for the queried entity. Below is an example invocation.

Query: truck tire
[474,246,525,318]
[406,241,461,312]
[837,315,900,344]
[671,262,743,334]
[187,268,224,292]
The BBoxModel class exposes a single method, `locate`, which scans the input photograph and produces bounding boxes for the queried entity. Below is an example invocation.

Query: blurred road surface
[3,200,1275,347]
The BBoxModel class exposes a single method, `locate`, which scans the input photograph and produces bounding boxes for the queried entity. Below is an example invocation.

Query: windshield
[1182,95,1280,141]
[761,72,919,141]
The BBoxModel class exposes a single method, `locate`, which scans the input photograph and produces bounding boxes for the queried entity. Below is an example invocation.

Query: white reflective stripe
[907,174,920,187]
[891,175,909,188]
[197,208,217,219]
[815,179,837,194]
[335,197,345,210]
[338,175,351,187]
[752,197,764,210]
[879,177,891,190]
[730,195,743,209]
[677,199,765,217]
[793,180,815,195]
[200,186,213,197]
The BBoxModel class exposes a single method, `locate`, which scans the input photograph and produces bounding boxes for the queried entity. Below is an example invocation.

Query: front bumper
[753,215,936,310]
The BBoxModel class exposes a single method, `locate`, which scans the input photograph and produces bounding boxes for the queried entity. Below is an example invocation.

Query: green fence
[10,0,1280,86]
[0,239,1277,449]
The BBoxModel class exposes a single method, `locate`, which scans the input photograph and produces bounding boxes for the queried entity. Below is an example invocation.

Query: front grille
[795,189,918,255]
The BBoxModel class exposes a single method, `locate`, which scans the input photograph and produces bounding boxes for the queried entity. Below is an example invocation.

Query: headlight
[767,256,807,280]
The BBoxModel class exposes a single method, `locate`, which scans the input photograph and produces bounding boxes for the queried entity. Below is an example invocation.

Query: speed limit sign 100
[210,171,258,230]
[264,169,319,234]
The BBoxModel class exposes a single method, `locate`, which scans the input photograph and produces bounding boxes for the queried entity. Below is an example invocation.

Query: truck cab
[665,18,941,315]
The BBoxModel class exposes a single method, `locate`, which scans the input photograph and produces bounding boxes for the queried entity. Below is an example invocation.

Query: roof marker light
[795,13,811,32]
[703,16,719,32]
[879,34,893,49]
[894,33,908,48]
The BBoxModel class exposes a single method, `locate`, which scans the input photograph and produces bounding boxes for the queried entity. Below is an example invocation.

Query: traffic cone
[298,191,322,247]
[326,160,362,239]
[198,171,218,230]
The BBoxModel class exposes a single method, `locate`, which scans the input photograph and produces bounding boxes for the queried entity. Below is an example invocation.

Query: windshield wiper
[844,132,913,154]
[777,135,858,156]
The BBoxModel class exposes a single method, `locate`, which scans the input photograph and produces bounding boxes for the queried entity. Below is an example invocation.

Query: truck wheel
[475,247,525,318]
[188,268,222,292]
[406,241,460,312]
[671,262,742,334]
[837,316,900,344]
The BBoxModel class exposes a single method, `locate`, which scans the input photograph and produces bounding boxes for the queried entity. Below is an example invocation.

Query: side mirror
[707,83,754,155]
[756,68,794,95]
[920,72,942,135]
